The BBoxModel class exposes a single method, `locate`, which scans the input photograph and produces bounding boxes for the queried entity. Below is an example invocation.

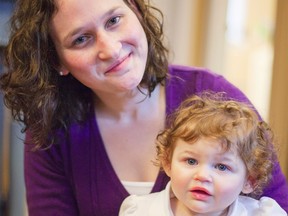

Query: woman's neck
[94,84,163,122]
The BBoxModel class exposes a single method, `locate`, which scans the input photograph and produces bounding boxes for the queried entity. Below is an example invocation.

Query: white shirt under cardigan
[119,181,287,216]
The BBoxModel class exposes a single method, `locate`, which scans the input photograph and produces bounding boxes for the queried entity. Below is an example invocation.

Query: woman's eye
[106,16,121,28]
[73,35,88,46]
[215,164,228,171]
[187,158,197,165]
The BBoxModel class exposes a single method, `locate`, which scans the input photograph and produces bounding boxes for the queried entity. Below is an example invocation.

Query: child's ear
[242,177,254,194]
[162,162,171,177]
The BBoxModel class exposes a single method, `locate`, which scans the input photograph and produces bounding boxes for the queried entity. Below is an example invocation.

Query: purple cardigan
[24,65,288,215]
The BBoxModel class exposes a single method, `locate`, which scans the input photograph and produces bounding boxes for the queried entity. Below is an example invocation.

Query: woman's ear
[58,66,69,76]
[241,177,254,194]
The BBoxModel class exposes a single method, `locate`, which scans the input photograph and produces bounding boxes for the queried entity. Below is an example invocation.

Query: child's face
[165,137,252,215]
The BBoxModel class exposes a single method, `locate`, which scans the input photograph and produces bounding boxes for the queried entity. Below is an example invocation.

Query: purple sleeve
[24,133,79,216]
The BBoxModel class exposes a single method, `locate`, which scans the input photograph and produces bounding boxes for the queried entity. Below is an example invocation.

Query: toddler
[119,92,287,215]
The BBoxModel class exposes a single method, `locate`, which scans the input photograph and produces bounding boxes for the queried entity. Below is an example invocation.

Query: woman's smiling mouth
[105,53,131,74]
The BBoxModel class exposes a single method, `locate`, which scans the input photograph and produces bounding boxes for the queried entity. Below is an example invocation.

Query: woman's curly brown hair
[0,0,169,149]
[156,92,277,198]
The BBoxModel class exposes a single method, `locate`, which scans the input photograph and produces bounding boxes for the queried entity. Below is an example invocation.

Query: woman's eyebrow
[63,26,85,43]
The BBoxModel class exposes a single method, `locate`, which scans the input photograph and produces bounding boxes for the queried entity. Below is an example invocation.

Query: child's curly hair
[156,92,277,198]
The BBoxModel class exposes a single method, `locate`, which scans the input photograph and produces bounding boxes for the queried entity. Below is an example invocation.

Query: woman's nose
[96,32,122,60]
[193,166,212,182]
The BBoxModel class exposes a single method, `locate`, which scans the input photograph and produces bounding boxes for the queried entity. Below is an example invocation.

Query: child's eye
[215,164,228,171]
[187,158,197,165]
[106,16,121,28]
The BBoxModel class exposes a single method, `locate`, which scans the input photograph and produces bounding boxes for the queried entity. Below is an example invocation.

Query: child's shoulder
[119,192,167,216]
[237,195,287,215]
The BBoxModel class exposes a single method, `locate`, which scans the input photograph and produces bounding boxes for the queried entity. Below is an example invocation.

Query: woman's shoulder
[168,64,220,77]
[167,64,250,104]
[167,64,228,89]
[167,64,242,99]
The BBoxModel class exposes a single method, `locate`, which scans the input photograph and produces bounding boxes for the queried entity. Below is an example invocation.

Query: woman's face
[50,0,148,94]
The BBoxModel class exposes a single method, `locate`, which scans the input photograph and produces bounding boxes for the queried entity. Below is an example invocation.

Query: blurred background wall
[0,0,287,215]
[1,1,27,216]
[152,0,288,179]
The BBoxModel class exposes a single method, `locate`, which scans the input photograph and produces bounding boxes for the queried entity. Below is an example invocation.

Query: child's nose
[193,166,212,182]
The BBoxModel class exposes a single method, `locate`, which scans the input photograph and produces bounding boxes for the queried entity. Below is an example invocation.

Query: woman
[1,0,287,215]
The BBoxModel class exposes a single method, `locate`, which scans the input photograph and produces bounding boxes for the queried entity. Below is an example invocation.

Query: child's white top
[119,181,287,216]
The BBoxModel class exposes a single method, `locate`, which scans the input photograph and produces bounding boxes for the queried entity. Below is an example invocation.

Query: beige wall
[269,0,288,178]
[154,0,287,178]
